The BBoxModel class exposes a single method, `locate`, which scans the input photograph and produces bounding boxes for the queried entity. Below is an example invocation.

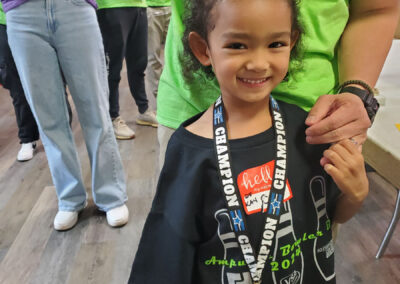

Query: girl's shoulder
[166,107,214,154]
[184,106,213,139]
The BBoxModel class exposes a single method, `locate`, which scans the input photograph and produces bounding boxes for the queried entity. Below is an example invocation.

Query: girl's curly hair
[181,0,304,84]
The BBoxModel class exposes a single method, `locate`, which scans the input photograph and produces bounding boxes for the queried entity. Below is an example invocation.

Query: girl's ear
[290,30,299,50]
[188,32,211,66]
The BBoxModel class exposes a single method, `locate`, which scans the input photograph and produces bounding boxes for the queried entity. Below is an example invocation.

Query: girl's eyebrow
[222,31,292,39]
[222,32,251,39]
[269,31,292,38]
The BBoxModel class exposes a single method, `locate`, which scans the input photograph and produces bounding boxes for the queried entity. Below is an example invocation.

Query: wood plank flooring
[0,68,399,284]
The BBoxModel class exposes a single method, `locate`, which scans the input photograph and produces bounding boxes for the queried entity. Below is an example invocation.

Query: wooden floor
[0,70,399,283]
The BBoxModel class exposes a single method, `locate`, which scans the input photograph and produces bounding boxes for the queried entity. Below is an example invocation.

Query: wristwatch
[339,85,380,123]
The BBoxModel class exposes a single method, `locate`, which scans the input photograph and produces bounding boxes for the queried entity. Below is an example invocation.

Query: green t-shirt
[96,0,147,9]
[273,0,350,110]
[146,0,170,7]
[157,0,350,129]
[0,3,6,25]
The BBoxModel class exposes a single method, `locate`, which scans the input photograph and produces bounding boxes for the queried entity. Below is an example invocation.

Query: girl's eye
[269,42,285,48]
[226,43,246,49]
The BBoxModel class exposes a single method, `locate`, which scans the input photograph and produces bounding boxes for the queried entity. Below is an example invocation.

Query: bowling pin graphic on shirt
[271,201,304,284]
[215,209,252,284]
[309,176,335,281]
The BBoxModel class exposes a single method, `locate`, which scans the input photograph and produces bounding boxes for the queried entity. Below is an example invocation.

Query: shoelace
[115,118,127,127]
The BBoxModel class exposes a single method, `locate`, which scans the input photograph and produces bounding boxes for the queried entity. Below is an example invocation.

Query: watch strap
[340,86,369,101]
[338,79,374,96]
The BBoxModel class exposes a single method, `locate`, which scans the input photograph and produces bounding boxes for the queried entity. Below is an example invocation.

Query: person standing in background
[3,0,129,231]
[0,2,38,161]
[146,0,171,99]
[97,0,158,141]
[0,2,72,162]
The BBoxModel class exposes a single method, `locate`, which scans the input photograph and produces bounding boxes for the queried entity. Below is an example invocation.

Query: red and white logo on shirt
[237,160,292,215]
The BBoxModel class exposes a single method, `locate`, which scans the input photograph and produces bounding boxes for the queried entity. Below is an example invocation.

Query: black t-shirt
[129,101,340,284]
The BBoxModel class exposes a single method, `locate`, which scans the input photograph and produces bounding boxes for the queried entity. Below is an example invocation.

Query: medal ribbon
[213,95,288,283]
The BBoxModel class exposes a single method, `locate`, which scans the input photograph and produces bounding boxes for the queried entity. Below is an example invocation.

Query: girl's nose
[245,50,270,72]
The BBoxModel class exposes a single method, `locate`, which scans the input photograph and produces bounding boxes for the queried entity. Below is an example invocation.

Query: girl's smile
[237,76,271,88]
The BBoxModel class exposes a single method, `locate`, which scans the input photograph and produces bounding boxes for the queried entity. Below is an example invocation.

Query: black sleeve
[129,132,204,284]
[128,211,196,284]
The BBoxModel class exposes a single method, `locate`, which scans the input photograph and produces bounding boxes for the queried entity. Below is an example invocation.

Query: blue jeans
[6,0,127,212]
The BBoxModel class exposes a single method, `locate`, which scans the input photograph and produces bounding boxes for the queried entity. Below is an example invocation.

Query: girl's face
[191,0,296,106]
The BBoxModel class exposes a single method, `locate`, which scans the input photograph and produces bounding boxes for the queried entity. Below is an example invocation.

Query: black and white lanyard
[213,95,288,284]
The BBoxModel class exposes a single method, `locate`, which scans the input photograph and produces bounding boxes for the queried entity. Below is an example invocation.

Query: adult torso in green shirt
[157,0,350,129]
[96,0,147,9]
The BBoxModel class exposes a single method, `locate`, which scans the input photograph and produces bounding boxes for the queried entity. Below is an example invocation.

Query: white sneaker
[17,142,36,162]
[112,116,135,140]
[54,210,79,231]
[106,204,129,227]
[136,110,158,128]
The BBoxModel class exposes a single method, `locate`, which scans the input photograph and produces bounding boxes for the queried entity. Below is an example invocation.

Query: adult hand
[305,92,370,145]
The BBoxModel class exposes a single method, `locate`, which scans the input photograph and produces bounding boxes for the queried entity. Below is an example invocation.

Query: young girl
[129,0,368,283]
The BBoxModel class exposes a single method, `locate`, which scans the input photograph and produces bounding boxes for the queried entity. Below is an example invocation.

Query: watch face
[364,97,379,124]
[369,111,376,124]
[367,102,379,123]
[367,108,375,119]
[372,99,380,111]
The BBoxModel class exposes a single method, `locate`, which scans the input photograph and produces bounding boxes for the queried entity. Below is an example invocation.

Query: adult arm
[305,0,399,145]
